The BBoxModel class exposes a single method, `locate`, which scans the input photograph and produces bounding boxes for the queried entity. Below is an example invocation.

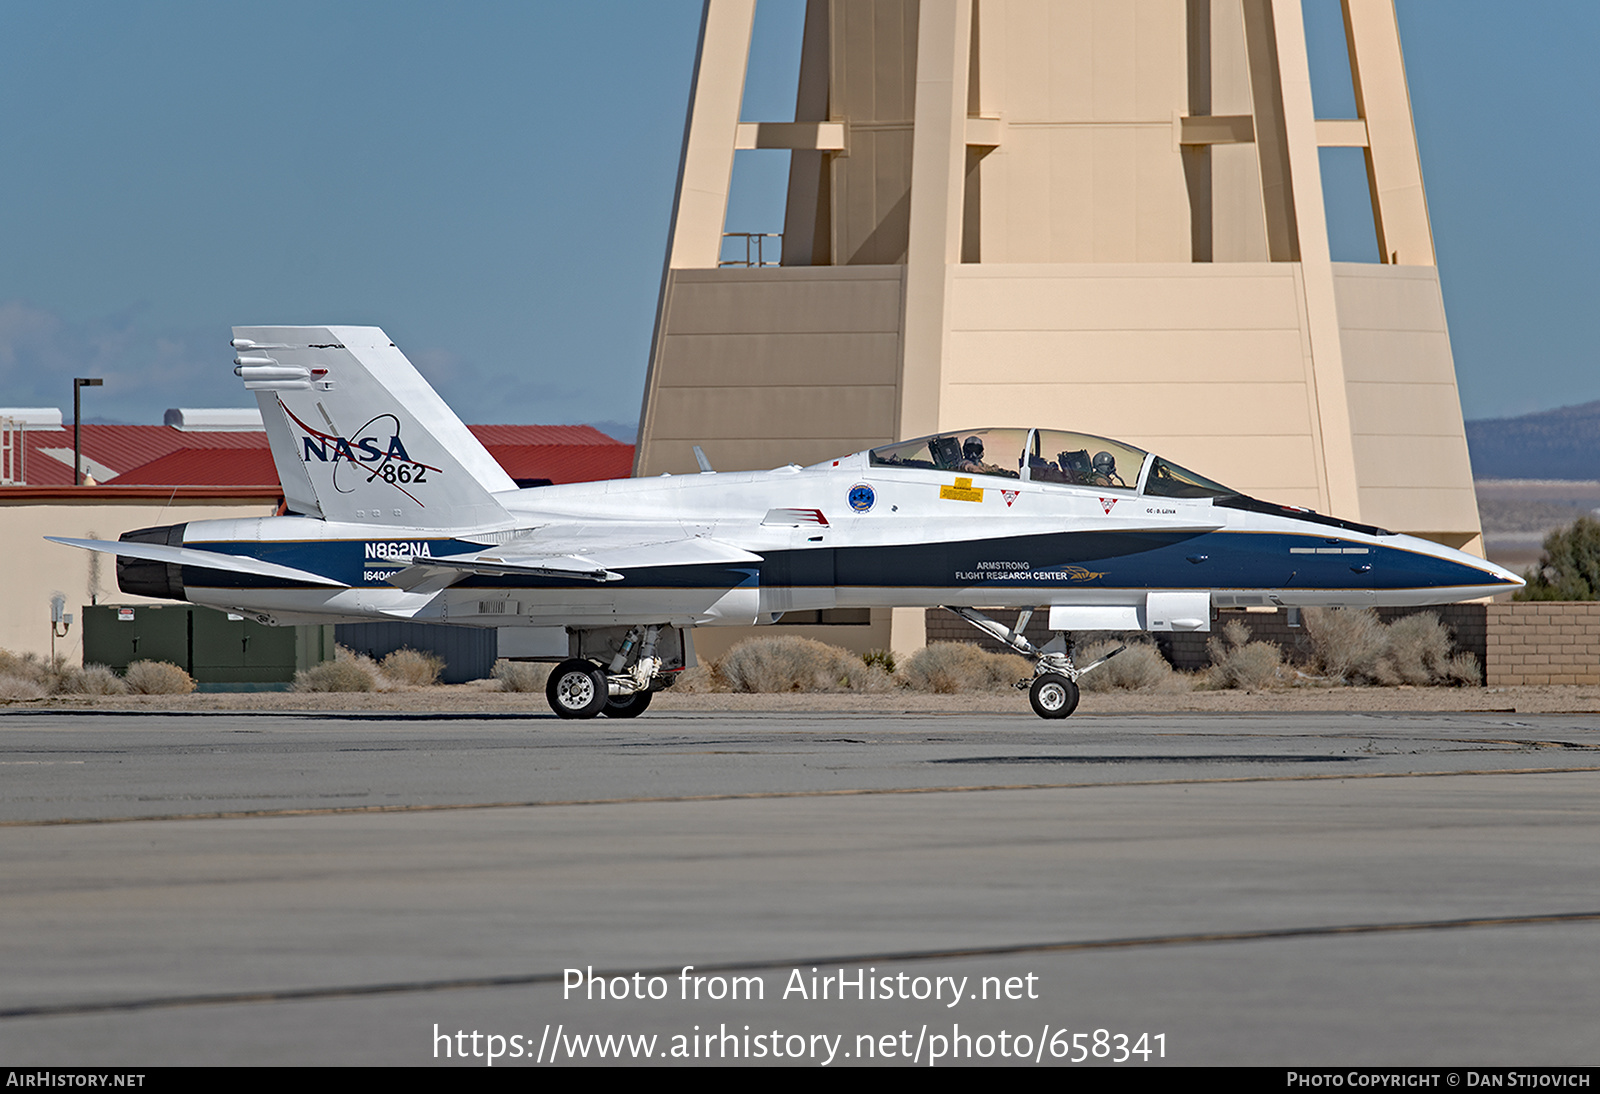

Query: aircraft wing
[46,537,348,587]
[385,529,764,591]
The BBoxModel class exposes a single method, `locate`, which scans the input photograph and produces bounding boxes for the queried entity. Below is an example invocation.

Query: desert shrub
[1301,608,1475,686]
[0,674,48,700]
[294,647,378,692]
[668,664,728,693]
[1517,516,1600,600]
[718,636,896,693]
[0,653,134,697]
[379,647,445,687]
[901,643,1030,693]
[492,660,551,692]
[1371,613,1452,686]
[861,648,897,675]
[0,649,43,681]
[0,650,72,695]
[62,664,129,695]
[1204,619,1284,690]
[124,660,196,695]
[1076,639,1188,692]
[1300,608,1389,683]
[1443,651,1483,686]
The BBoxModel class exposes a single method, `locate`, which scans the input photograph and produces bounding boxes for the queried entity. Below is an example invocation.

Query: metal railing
[719,232,782,267]
[0,417,23,485]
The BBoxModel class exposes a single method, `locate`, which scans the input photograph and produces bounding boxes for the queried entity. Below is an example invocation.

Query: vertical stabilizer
[234,326,515,530]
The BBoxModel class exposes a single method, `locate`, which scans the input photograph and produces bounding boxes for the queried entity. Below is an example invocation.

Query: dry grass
[492,660,551,693]
[901,643,1030,693]
[379,648,445,687]
[123,660,196,695]
[717,636,897,693]
[1077,640,1189,693]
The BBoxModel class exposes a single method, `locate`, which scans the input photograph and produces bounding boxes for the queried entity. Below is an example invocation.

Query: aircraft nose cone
[1481,557,1525,588]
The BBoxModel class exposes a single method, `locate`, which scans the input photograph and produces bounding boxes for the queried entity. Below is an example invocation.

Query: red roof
[470,424,623,446]
[15,426,267,487]
[8,423,632,489]
[110,446,282,487]
[488,444,637,484]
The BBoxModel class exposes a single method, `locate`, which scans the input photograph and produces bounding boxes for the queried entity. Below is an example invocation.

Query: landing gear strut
[943,606,1123,720]
[543,624,677,719]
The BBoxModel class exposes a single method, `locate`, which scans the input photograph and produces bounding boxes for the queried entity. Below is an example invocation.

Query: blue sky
[1,1,1594,431]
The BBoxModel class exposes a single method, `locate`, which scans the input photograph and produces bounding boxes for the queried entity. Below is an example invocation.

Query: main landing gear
[544,624,676,719]
[943,606,1124,720]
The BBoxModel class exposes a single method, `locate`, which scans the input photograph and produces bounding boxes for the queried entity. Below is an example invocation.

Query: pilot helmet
[963,436,985,461]
[1092,450,1117,477]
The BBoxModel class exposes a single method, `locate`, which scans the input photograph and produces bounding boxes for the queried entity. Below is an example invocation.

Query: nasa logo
[281,404,442,502]
[848,483,875,513]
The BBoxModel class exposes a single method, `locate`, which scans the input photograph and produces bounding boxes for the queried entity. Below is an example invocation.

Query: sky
[0,1,1595,431]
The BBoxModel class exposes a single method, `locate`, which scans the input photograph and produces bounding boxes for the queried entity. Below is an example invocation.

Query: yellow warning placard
[939,476,984,502]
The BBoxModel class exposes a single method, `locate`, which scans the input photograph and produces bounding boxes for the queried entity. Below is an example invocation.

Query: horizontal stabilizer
[46,537,346,587]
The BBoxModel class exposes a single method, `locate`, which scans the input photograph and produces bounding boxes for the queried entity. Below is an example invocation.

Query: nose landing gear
[1028,673,1080,719]
[942,606,1123,719]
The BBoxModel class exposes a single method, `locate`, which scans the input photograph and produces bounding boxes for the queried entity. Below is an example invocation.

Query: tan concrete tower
[637,0,1481,654]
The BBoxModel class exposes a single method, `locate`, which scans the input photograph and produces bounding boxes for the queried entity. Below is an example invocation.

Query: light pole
[73,377,102,485]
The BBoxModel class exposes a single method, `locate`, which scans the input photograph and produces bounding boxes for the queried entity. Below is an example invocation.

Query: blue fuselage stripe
[178,529,1511,594]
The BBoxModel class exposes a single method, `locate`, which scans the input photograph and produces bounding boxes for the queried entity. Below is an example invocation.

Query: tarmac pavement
[1,709,1595,1066]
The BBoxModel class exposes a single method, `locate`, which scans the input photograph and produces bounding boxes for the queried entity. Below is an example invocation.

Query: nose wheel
[1028,673,1080,719]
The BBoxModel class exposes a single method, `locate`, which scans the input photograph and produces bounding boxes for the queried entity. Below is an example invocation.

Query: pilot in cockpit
[956,435,1011,477]
[1090,450,1126,487]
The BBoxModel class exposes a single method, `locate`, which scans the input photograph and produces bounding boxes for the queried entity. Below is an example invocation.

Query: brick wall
[1484,601,1600,686]
[923,602,1598,686]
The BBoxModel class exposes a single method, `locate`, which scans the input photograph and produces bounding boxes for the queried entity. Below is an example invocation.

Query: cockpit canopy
[867,428,1237,500]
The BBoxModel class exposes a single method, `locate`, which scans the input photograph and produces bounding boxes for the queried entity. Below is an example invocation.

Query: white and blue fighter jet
[50,326,1522,719]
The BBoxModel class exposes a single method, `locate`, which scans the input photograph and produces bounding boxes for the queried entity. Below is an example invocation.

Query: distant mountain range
[1466,400,1600,481]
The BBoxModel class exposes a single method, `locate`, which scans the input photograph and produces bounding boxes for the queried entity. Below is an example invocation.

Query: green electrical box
[83,605,334,688]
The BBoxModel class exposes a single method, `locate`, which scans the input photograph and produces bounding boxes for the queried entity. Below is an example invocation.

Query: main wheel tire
[603,689,653,718]
[546,659,608,719]
[1029,673,1080,719]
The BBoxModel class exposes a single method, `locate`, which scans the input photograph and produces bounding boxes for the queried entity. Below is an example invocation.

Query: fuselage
[121,445,1521,631]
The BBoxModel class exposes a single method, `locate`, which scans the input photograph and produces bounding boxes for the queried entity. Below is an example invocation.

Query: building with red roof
[1,415,634,661]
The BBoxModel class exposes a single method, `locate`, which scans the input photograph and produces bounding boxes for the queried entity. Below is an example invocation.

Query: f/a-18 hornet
[51,326,1521,719]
